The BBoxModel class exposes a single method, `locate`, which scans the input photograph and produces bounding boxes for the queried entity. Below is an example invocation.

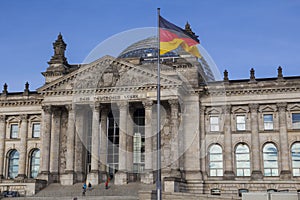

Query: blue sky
[0,0,300,91]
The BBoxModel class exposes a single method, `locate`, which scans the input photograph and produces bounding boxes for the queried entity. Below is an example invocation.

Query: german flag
[159,16,201,58]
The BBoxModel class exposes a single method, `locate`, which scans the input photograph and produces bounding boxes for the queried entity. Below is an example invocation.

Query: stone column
[141,100,154,184]
[0,115,6,179]
[169,99,181,178]
[87,103,101,185]
[115,101,128,185]
[277,102,291,179]
[49,107,61,182]
[17,114,28,179]
[61,104,76,185]
[74,106,85,182]
[249,103,263,179]
[223,105,234,180]
[126,107,134,173]
[38,105,52,181]
[99,106,108,182]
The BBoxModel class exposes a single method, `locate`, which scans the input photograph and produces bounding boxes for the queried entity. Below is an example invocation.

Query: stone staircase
[2,182,155,200]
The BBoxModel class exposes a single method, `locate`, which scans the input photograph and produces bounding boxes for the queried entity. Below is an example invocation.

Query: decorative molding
[249,103,259,113]
[277,102,287,112]
[142,100,153,109]
[42,105,52,114]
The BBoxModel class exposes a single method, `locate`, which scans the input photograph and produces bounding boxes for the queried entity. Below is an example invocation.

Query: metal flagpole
[156,7,162,200]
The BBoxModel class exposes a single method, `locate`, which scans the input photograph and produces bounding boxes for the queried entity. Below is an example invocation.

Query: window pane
[263,143,278,176]
[210,116,219,132]
[264,114,274,130]
[10,124,19,138]
[32,123,40,138]
[292,113,300,129]
[209,145,223,176]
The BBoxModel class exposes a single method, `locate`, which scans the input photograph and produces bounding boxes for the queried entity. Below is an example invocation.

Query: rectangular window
[264,114,273,130]
[210,116,219,132]
[10,124,19,139]
[32,123,40,138]
[236,115,246,131]
[292,113,300,129]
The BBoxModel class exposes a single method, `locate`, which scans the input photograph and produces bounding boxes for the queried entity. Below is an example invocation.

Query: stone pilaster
[277,102,291,179]
[87,103,101,185]
[17,114,28,179]
[49,107,62,182]
[199,106,206,181]
[61,104,76,185]
[115,101,128,185]
[141,100,154,184]
[249,103,263,179]
[38,105,52,181]
[0,115,6,179]
[99,106,108,182]
[223,105,234,180]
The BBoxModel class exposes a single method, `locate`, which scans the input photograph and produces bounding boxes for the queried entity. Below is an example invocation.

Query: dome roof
[118,36,178,59]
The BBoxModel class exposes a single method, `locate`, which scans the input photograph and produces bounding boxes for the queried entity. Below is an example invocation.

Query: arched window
[263,143,279,176]
[209,144,223,176]
[8,150,19,179]
[235,144,250,176]
[291,143,300,176]
[30,149,40,178]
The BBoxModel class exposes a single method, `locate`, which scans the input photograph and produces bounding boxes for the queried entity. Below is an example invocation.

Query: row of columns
[202,103,291,180]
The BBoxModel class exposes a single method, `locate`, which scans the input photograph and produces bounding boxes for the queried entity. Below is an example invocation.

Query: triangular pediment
[232,106,249,113]
[38,55,182,93]
[288,104,300,111]
[259,105,277,112]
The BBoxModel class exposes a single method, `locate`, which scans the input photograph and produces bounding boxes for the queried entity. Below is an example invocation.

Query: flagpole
[156,7,162,200]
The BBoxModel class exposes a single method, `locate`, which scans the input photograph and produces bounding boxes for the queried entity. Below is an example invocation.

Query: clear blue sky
[0,0,299,91]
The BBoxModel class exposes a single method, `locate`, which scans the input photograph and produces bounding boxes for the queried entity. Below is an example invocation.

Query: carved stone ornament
[222,105,231,114]
[142,100,153,109]
[277,102,287,112]
[42,105,52,114]
[117,101,128,110]
[0,115,5,122]
[20,114,28,121]
[249,103,259,112]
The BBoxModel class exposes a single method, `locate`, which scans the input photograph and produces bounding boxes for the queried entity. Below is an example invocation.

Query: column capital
[65,104,75,112]
[0,115,6,122]
[143,100,153,109]
[277,102,287,112]
[20,114,28,121]
[90,103,101,111]
[249,103,259,112]
[117,101,128,110]
[168,99,179,107]
[222,105,231,114]
[52,107,62,116]
[42,105,52,114]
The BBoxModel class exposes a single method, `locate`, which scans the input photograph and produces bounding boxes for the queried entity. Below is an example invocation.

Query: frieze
[74,93,147,103]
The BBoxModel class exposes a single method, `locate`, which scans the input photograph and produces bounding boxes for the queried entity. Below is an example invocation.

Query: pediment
[38,55,182,93]
[206,107,221,115]
[259,105,277,113]
[288,104,300,111]
[232,106,249,114]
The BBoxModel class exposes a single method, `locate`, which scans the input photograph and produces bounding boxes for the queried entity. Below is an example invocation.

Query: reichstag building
[0,28,300,198]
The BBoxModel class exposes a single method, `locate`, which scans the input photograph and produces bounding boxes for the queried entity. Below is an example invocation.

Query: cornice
[0,99,42,107]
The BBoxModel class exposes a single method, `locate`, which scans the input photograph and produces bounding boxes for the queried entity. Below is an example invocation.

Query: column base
[87,170,100,185]
[50,172,59,183]
[99,171,108,183]
[251,170,263,180]
[223,171,235,180]
[114,171,127,185]
[75,171,85,182]
[15,174,27,181]
[280,170,292,180]
[60,171,76,185]
[37,171,50,182]
[141,171,154,184]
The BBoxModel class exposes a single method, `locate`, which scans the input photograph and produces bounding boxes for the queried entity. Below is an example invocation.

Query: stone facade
[0,34,300,199]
